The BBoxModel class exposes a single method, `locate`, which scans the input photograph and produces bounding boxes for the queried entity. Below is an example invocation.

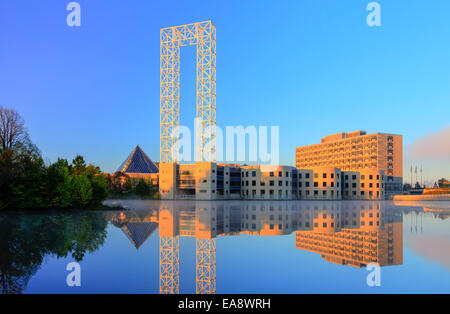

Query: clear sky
[0,0,449,182]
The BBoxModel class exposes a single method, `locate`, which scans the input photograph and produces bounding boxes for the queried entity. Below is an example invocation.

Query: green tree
[71,155,86,176]
[71,175,93,208]
[44,158,72,208]
[90,174,108,206]
[4,149,45,209]
[135,179,150,197]
[123,177,133,193]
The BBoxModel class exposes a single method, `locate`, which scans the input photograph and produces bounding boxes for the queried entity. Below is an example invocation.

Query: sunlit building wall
[240,165,294,200]
[295,206,403,267]
[159,162,241,200]
[295,131,403,196]
[294,167,342,200]
[342,169,386,200]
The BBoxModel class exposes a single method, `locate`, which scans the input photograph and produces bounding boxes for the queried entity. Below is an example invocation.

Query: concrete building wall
[159,163,386,201]
[240,165,294,200]
[342,169,385,200]
[295,168,342,200]
[295,131,403,195]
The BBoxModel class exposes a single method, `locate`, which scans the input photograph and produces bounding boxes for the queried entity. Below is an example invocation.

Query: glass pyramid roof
[117,145,159,174]
[121,222,158,250]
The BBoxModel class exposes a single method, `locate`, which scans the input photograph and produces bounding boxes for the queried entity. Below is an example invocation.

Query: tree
[71,175,93,208]
[135,179,150,197]
[90,174,108,206]
[0,107,30,150]
[71,155,86,176]
[107,172,128,194]
[45,158,73,208]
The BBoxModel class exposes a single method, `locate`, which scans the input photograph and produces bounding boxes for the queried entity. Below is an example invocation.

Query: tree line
[107,172,159,199]
[0,107,111,210]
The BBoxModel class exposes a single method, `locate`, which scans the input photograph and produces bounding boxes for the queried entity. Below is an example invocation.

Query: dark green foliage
[135,179,151,196]
[0,108,110,210]
[0,211,108,293]
[71,155,87,176]
[90,174,109,206]
[71,175,93,208]
[0,150,109,210]
[44,158,72,208]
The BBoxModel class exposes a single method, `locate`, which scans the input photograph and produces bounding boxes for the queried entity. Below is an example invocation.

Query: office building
[295,131,403,195]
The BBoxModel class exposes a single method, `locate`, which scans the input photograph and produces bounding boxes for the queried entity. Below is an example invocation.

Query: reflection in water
[0,211,109,294]
[109,201,408,294]
[1,201,448,294]
[295,203,403,267]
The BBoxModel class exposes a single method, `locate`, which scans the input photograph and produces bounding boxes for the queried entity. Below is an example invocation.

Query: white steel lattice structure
[160,21,216,163]
[196,238,216,294]
[159,236,180,294]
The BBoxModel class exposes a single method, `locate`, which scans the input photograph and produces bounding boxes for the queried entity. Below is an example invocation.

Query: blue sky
[0,0,449,180]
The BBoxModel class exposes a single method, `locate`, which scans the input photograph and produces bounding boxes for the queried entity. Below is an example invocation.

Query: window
[323,182,327,187]
[270,172,274,177]
[305,173,310,179]
[278,171,282,177]
[323,173,327,179]
[252,180,256,186]
[314,182,318,187]
[278,181,282,186]
[270,180,274,186]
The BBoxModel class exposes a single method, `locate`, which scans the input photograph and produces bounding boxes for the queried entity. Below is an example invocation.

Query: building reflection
[110,201,405,294]
[295,203,403,267]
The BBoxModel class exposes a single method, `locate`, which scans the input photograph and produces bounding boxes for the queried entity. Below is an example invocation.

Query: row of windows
[344,174,383,180]
[242,190,290,196]
[344,182,382,189]
[242,180,290,187]
[242,170,291,178]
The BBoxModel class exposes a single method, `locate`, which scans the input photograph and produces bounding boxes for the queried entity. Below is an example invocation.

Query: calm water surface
[1,200,449,294]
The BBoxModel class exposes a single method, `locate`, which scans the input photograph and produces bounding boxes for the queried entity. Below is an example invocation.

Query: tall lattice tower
[159,206,180,294]
[196,238,216,294]
[160,21,216,163]
[195,205,217,294]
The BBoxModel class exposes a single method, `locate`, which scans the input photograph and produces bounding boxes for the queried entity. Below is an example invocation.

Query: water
[1,200,449,294]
